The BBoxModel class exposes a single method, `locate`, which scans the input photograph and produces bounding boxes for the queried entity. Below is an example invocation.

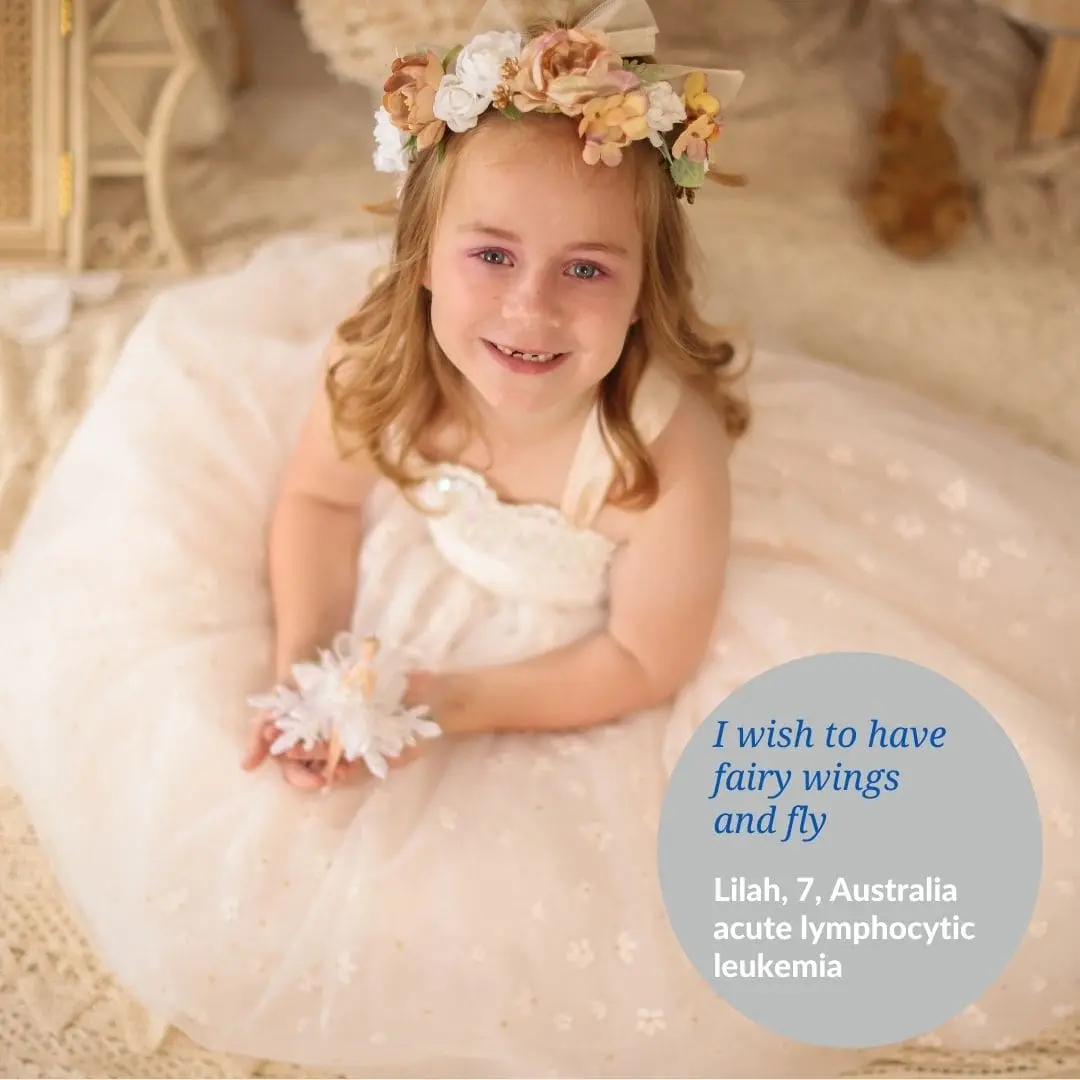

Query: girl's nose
[501,269,563,327]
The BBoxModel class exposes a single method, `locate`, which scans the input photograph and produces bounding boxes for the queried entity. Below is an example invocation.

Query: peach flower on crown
[382,50,446,150]
[578,90,652,165]
[508,27,637,116]
[671,71,722,163]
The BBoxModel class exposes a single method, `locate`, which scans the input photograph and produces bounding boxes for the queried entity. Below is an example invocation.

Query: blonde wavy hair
[327,48,750,510]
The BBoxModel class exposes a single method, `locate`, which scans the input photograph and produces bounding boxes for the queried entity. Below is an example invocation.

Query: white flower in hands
[247,655,344,759]
[643,82,686,145]
[433,76,489,133]
[372,106,411,172]
[245,685,300,773]
[245,633,444,787]
[264,711,321,758]
[248,682,303,720]
[454,30,522,97]
[335,684,440,778]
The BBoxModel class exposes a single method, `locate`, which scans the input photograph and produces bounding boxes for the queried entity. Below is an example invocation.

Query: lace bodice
[415,464,617,608]
[410,363,683,609]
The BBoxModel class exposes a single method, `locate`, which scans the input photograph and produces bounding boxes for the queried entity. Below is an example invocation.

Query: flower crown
[372,22,744,203]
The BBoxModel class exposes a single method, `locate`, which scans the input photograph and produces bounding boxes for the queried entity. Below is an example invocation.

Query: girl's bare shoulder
[651,379,737,492]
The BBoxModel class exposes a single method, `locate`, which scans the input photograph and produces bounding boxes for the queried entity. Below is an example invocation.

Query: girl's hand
[242,711,359,789]
[241,668,465,787]
[241,710,278,772]
[242,667,309,776]
[241,660,361,788]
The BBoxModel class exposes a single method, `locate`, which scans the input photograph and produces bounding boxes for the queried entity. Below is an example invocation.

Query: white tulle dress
[0,234,1076,1078]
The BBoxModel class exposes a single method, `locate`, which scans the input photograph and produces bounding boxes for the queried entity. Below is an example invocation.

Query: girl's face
[426,116,644,423]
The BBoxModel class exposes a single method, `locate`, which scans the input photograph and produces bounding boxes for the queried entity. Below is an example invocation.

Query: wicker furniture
[0,0,223,276]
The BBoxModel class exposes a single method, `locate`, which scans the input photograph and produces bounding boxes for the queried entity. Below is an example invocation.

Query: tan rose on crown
[382,50,447,149]
[510,27,632,116]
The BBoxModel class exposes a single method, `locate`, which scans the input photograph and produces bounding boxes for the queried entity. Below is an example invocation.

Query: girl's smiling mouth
[483,339,570,373]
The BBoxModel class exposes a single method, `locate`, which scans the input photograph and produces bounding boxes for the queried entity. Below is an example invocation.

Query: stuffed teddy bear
[860,50,974,259]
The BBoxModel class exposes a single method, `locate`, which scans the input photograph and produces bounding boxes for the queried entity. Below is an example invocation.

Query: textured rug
[0,0,1077,1075]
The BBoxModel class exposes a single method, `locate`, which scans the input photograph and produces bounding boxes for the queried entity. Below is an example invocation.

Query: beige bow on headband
[466,0,746,110]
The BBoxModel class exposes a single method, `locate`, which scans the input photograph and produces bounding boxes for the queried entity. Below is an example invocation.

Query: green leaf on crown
[443,44,463,72]
[624,60,664,84]
[669,154,705,188]
[501,102,524,119]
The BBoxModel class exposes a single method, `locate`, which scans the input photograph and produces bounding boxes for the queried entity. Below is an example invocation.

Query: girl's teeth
[494,343,556,362]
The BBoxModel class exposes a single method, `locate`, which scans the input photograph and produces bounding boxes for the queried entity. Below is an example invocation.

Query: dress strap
[559,361,682,528]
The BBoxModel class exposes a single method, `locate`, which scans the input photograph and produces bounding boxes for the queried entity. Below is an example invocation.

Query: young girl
[240,68,747,792]
[0,4,1077,1077]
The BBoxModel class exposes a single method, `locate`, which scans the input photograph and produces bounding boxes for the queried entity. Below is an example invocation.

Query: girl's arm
[433,395,733,735]
[266,353,379,681]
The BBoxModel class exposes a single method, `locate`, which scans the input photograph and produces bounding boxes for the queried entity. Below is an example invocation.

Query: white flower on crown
[433,29,522,134]
[433,76,489,133]
[372,106,412,172]
[643,81,686,146]
[456,30,522,97]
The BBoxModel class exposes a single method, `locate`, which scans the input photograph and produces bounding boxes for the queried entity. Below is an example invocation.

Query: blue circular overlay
[656,651,1042,1049]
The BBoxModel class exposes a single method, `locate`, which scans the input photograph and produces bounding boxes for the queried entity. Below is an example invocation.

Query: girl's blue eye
[568,262,602,280]
[478,249,508,265]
